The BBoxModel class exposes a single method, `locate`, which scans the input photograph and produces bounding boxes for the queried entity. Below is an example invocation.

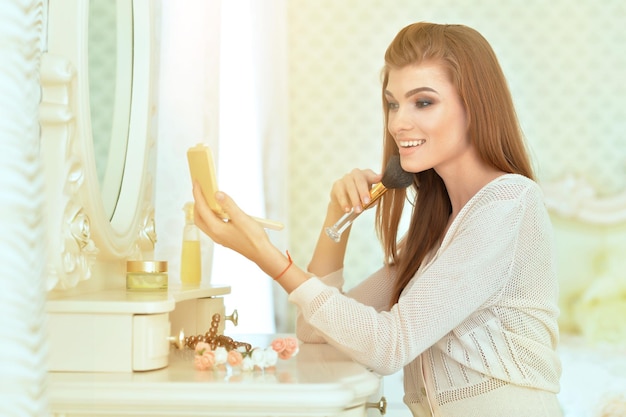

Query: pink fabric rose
[272,337,299,360]
[194,350,216,371]
[271,337,287,354]
[284,337,299,356]
[227,349,243,367]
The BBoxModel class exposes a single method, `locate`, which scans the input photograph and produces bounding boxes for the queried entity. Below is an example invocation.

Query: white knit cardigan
[289,174,562,416]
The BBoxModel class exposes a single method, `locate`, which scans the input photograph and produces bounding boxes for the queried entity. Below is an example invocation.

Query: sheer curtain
[155,0,288,335]
[213,0,289,334]
[0,1,49,415]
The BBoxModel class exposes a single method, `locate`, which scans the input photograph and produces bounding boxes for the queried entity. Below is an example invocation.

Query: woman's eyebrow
[404,87,437,98]
[384,86,437,99]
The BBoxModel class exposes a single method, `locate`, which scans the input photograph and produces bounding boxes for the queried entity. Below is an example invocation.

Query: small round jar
[126,260,168,291]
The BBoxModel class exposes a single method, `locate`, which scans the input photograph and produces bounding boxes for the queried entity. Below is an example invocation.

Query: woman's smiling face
[385,61,470,176]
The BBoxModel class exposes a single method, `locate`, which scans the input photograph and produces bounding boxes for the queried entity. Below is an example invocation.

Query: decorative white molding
[40,53,99,290]
[139,205,158,251]
[543,175,626,225]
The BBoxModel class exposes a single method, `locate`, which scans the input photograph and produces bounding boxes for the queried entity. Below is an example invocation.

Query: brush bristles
[381,155,413,189]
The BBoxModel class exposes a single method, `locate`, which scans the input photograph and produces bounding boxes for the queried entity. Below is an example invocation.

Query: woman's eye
[387,102,399,111]
[416,99,432,108]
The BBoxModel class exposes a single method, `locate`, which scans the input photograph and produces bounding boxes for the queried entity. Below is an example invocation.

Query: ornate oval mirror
[41,0,158,290]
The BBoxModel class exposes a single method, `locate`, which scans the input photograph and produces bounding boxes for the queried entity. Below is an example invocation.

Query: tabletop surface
[48,334,381,416]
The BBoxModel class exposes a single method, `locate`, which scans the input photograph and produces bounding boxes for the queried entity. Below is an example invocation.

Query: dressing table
[40,1,383,416]
[48,335,382,417]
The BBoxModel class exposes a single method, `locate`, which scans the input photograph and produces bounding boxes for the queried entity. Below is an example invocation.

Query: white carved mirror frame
[40,0,159,292]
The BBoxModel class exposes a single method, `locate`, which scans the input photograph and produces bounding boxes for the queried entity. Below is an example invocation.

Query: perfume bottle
[180,202,202,287]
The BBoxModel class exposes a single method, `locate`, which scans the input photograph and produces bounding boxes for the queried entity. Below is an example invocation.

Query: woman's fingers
[331,168,383,213]
[214,191,267,238]
[356,168,383,206]
[192,183,269,261]
[192,182,226,236]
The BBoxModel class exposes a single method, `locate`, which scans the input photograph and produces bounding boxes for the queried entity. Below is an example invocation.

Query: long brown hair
[375,22,535,306]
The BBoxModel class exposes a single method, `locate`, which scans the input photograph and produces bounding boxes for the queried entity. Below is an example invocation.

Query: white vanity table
[46,282,384,416]
[48,334,382,417]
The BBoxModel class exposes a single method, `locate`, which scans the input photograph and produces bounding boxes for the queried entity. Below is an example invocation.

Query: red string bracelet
[274,250,293,280]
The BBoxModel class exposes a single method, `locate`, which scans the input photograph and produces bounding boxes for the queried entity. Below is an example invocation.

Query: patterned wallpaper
[286,0,626,317]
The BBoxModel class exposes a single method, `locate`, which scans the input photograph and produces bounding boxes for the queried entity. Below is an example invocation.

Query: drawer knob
[366,396,387,415]
[225,309,238,326]
[168,328,185,350]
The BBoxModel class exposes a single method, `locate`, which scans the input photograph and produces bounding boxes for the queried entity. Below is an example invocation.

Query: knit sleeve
[295,266,398,342]
[289,178,543,376]
[293,270,344,343]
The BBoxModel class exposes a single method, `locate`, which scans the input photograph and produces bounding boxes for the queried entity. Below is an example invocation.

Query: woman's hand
[192,183,275,270]
[307,167,383,276]
[329,168,383,215]
[192,182,308,293]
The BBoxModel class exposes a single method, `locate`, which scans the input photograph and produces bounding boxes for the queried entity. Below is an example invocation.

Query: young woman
[193,22,562,417]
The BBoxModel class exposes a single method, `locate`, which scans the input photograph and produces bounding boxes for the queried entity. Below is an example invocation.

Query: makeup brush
[325,155,413,242]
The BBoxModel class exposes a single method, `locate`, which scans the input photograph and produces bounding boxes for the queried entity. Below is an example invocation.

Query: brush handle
[325,183,387,243]
[252,216,284,231]
[325,208,360,242]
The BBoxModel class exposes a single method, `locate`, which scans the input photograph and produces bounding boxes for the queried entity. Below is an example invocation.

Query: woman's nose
[388,107,412,135]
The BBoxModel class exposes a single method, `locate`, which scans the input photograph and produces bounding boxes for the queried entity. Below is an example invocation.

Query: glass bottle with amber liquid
[180,202,201,287]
